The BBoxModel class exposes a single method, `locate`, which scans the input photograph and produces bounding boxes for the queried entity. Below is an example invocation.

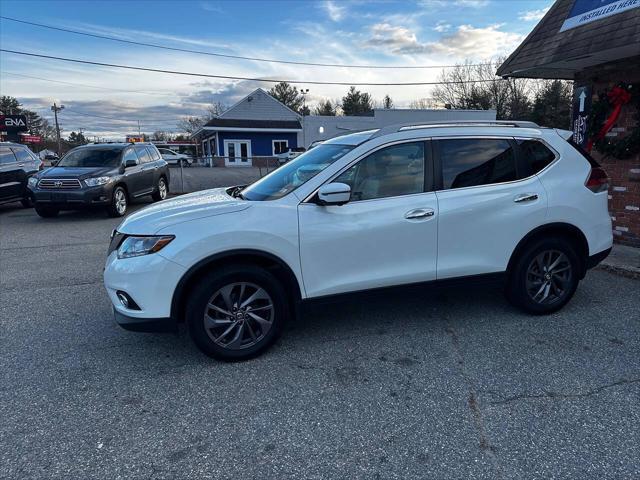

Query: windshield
[241,144,354,201]
[58,148,122,168]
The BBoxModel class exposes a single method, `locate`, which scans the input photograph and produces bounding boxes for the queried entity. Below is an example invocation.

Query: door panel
[434,137,548,279]
[0,146,21,200]
[298,193,438,297]
[135,146,155,194]
[122,147,145,195]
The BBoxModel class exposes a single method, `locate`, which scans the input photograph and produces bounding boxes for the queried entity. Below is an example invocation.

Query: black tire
[21,196,33,208]
[152,176,168,202]
[35,205,59,218]
[187,264,289,361]
[505,237,581,314]
[107,186,128,217]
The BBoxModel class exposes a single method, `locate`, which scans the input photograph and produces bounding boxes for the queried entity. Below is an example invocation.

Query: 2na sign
[0,115,29,132]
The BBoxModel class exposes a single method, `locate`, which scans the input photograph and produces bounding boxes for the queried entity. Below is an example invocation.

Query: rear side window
[517,139,556,174]
[11,147,34,163]
[147,147,161,161]
[437,138,516,189]
[0,146,17,164]
[135,146,152,163]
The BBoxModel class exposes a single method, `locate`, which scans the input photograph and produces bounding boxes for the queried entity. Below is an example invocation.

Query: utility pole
[138,120,141,136]
[299,88,309,148]
[51,103,65,155]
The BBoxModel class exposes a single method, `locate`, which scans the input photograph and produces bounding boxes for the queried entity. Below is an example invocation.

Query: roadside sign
[572,85,591,147]
[0,115,28,132]
[20,134,42,143]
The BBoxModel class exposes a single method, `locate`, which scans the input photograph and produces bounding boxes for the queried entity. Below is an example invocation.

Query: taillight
[585,167,609,193]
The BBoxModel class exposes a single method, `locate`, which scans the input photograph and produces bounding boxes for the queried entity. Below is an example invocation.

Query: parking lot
[1,196,639,479]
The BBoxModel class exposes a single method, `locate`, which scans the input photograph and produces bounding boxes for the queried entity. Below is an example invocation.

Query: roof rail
[370,120,540,139]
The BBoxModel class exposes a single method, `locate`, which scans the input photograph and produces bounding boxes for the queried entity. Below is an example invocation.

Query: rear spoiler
[555,129,572,140]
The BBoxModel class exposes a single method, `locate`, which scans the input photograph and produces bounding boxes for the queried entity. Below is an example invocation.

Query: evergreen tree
[341,86,374,116]
[313,99,337,116]
[268,82,305,114]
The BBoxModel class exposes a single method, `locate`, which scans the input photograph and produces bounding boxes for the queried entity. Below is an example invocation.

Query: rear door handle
[514,193,538,203]
[404,208,435,220]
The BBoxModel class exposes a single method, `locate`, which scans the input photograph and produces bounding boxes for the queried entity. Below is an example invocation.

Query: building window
[273,140,289,155]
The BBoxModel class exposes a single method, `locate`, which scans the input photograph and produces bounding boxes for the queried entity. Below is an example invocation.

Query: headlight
[85,176,111,187]
[117,235,175,259]
[28,177,38,187]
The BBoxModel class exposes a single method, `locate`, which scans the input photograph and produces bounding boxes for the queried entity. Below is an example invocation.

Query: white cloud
[519,7,551,21]
[433,21,451,33]
[323,0,346,22]
[364,22,523,58]
[419,0,489,8]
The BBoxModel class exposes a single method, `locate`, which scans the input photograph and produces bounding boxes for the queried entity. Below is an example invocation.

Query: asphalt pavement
[1,198,639,480]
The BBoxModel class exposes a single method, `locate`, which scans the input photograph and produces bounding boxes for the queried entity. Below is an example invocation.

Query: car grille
[38,178,82,189]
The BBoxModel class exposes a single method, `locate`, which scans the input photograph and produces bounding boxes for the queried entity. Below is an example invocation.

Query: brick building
[498,0,640,247]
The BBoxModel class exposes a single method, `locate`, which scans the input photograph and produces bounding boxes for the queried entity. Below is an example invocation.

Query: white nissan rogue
[104,121,613,361]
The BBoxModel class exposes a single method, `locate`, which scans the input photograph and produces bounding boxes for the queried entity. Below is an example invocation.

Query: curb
[597,263,640,280]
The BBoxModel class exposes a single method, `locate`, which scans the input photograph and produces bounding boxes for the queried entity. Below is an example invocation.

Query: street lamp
[299,88,310,116]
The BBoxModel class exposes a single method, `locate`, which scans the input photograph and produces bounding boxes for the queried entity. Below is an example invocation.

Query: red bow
[587,85,632,152]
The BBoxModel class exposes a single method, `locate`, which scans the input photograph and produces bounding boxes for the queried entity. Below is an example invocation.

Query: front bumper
[114,308,177,332]
[30,184,114,207]
[104,250,187,331]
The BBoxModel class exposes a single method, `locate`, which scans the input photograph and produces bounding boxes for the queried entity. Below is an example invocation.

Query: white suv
[104,122,613,361]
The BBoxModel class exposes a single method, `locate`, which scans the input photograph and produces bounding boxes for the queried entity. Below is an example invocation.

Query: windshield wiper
[230,185,247,200]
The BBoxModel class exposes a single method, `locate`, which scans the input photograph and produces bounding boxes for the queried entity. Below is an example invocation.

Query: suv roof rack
[370,120,540,139]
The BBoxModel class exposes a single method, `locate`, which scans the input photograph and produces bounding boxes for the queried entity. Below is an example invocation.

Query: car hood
[39,166,115,179]
[117,187,250,234]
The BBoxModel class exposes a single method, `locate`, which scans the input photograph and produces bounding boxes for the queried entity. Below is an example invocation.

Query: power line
[0,49,504,87]
[1,71,178,97]
[0,15,493,70]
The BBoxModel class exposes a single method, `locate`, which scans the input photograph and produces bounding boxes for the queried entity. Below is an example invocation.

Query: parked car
[28,142,169,218]
[0,142,42,207]
[276,147,306,164]
[104,121,613,361]
[157,148,192,167]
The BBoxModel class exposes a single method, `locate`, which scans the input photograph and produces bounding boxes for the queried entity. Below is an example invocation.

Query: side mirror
[124,159,138,168]
[51,160,59,166]
[317,182,351,206]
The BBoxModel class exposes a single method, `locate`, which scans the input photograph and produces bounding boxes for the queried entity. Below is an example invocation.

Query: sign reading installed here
[560,0,640,32]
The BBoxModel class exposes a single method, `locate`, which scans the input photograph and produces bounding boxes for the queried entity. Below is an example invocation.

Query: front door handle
[514,193,539,203]
[404,208,435,220]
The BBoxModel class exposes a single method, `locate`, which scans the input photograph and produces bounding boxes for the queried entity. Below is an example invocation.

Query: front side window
[335,142,425,201]
[58,148,123,168]
[241,144,354,201]
[122,148,139,164]
[273,140,288,155]
[438,138,516,190]
[517,139,556,175]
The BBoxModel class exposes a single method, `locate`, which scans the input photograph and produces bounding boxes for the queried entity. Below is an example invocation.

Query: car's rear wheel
[187,265,288,361]
[506,237,580,314]
[152,177,168,202]
[107,186,128,217]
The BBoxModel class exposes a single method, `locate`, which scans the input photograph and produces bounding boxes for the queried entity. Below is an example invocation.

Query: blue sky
[0,0,553,137]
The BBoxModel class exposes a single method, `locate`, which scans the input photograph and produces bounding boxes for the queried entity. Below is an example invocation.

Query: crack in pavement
[445,323,504,479]
[485,378,640,406]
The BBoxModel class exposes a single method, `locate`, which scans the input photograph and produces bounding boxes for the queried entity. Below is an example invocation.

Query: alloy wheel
[203,282,274,350]
[158,179,167,199]
[115,189,127,215]
[525,250,572,305]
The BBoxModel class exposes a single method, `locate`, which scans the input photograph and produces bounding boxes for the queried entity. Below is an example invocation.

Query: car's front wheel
[107,186,128,217]
[186,265,288,361]
[506,237,580,314]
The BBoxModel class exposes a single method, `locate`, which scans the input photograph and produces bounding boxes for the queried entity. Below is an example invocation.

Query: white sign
[560,0,640,32]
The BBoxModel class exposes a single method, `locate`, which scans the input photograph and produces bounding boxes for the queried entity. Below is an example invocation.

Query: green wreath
[586,82,640,159]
